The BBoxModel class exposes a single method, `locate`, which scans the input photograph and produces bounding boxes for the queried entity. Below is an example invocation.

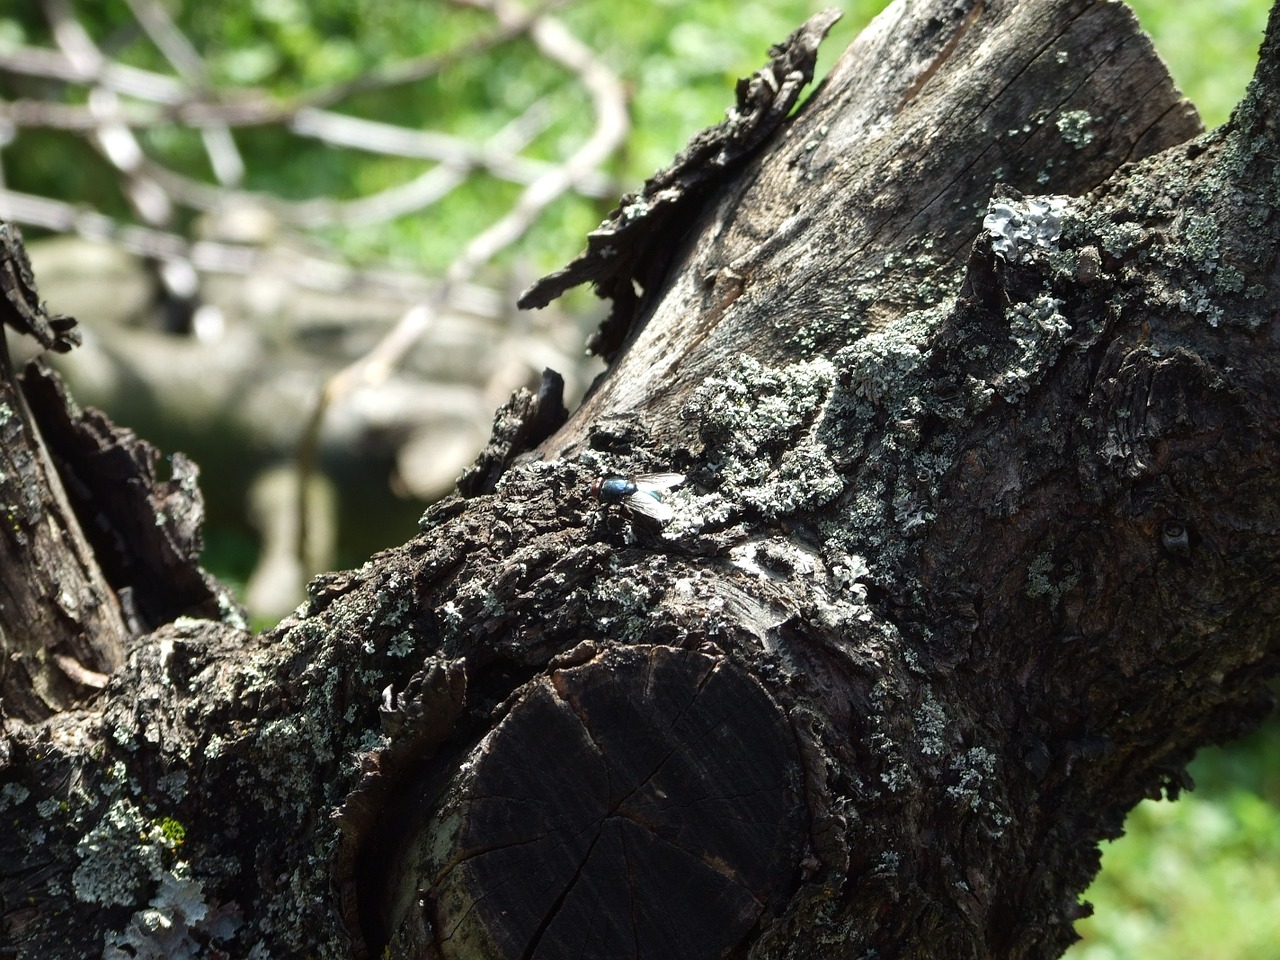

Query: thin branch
[0,186,515,316]
[286,107,618,198]
[42,0,103,75]
[123,0,208,82]
[0,67,618,199]
[44,0,175,229]
[289,0,566,113]
[1,0,630,591]
[445,0,630,280]
[124,0,245,186]
[275,96,557,229]
[294,0,629,564]
[0,43,188,103]
[77,96,578,234]
[0,4,564,124]
[315,0,627,406]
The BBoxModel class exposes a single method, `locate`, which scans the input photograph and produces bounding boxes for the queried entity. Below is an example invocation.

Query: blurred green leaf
[1071,717,1280,958]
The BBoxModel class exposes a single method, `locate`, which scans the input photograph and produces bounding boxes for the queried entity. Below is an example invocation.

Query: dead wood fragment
[517,9,843,360]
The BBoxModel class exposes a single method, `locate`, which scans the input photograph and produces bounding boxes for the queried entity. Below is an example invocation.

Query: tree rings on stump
[416,645,804,959]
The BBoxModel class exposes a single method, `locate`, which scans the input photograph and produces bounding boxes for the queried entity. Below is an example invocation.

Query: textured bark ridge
[19,363,235,632]
[545,0,1204,450]
[0,224,80,354]
[4,1,1280,958]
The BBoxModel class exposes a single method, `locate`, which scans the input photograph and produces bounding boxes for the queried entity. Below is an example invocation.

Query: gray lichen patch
[827,301,957,442]
[945,746,1010,836]
[983,195,1070,262]
[51,741,247,957]
[1096,218,1149,260]
[998,295,1071,402]
[103,873,243,960]
[587,558,662,642]
[154,583,452,954]
[683,356,844,520]
[72,798,166,907]
[730,536,825,582]
[1057,129,1272,333]
[1055,109,1096,148]
[813,300,969,571]
[913,687,949,758]
[836,321,926,407]
[1024,547,1082,606]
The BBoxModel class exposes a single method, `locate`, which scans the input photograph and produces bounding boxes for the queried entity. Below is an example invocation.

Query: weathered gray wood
[1,227,125,721]
[19,362,238,632]
[3,1,1280,958]
[545,0,1202,451]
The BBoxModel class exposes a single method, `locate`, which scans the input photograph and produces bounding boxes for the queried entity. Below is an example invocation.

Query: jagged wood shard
[517,9,842,359]
[0,223,80,353]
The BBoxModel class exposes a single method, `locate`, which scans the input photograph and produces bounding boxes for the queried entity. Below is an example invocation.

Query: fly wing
[632,472,685,493]
[625,491,674,522]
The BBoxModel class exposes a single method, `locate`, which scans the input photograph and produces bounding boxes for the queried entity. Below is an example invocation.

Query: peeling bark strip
[3,1,1280,959]
[0,223,79,354]
[0,237,238,722]
[1,248,124,721]
[456,368,568,497]
[17,363,237,632]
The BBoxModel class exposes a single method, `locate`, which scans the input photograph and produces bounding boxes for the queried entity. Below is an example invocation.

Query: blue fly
[591,473,685,523]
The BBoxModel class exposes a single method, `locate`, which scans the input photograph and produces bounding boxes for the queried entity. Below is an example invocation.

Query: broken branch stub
[407,646,803,958]
[1,225,123,720]
[528,0,1202,455]
[0,223,80,354]
[0,223,237,722]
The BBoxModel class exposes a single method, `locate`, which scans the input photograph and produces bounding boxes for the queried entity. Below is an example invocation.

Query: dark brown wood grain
[416,646,802,959]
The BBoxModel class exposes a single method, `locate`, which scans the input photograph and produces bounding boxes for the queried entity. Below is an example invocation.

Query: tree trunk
[3,0,1280,958]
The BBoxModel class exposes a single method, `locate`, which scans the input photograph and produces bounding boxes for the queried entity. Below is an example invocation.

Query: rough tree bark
[3,0,1280,958]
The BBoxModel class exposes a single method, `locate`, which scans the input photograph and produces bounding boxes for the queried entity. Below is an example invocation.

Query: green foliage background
[0,1,1266,268]
[0,2,1276,956]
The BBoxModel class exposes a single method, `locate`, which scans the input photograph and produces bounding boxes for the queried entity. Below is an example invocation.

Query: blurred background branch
[0,0,647,623]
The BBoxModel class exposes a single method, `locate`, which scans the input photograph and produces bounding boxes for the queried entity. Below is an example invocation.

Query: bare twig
[124,0,245,186]
[286,107,618,198]
[294,0,628,563]
[291,0,566,113]
[312,0,627,407]
[0,187,516,316]
[0,43,187,103]
[446,0,630,280]
[43,0,194,324]
[41,0,103,75]
[0,4,565,127]
[0,0,631,587]
[43,0,174,230]
[292,97,558,228]
[0,54,619,199]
